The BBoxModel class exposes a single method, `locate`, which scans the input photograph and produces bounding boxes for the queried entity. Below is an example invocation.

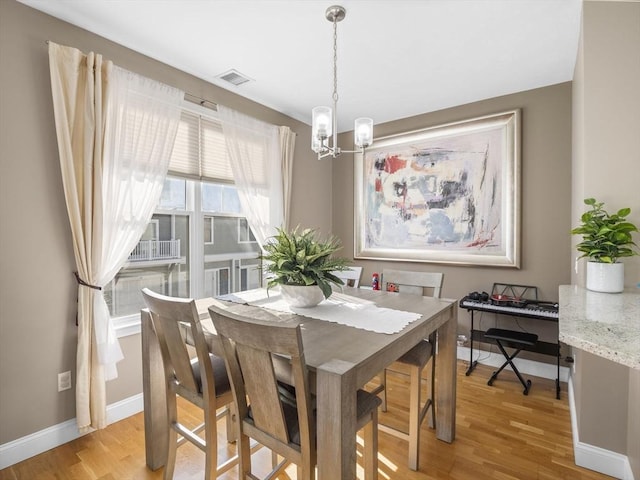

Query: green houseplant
[571,198,638,292]
[260,227,350,305]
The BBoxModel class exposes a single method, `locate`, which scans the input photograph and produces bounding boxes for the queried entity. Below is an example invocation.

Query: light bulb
[354,117,373,148]
[312,106,332,140]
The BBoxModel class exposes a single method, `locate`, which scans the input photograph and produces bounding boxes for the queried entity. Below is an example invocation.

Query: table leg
[435,305,457,443]
[316,359,357,480]
[141,309,168,470]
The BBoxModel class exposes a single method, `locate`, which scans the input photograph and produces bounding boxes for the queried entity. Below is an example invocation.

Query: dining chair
[375,269,444,471]
[141,288,239,480]
[331,265,364,288]
[209,303,381,480]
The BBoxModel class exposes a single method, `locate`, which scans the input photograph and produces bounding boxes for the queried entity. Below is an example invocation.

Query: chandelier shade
[311,5,373,159]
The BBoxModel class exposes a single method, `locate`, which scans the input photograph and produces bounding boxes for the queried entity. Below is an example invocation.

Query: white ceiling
[19,0,583,132]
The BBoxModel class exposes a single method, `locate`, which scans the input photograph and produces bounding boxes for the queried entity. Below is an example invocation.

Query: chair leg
[203,399,218,480]
[226,402,238,443]
[407,365,421,471]
[379,370,387,412]
[363,409,378,480]
[237,433,253,478]
[298,462,314,480]
[164,393,178,480]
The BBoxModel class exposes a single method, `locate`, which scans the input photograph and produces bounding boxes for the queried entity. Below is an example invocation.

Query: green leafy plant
[260,227,350,299]
[571,198,639,263]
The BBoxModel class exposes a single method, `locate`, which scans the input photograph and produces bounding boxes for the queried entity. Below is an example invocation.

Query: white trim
[204,251,259,262]
[0,394,143,470]
[237,217,257,244]
[114,314,141,337]
[456,345,570,382]
[568,376,635,480]
[204,215,215,244]
[106,393,144,425]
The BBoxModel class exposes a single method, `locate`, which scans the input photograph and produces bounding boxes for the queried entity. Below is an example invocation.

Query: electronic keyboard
[459,298,559,319]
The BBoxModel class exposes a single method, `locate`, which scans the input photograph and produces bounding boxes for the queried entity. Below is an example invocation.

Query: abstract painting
[354,110,520,267]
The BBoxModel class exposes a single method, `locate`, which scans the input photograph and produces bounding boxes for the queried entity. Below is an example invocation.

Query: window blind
[168,111,234,183]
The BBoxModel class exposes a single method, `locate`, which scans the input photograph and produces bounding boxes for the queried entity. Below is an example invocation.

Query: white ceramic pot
[586,261,624,293]
[280,284,325,308]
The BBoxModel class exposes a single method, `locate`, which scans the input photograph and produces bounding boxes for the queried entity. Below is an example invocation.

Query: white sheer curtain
[218,105,294,246]
[279,126,296,230]
[48,42,183,430]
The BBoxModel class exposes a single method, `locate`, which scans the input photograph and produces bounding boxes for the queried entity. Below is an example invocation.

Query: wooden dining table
[141,287,457,479]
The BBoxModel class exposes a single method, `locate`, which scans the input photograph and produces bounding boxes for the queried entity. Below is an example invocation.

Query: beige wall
[333,83,573,353]
[570,1,640,474]
[572,0,640,287]
[0,0,330,444]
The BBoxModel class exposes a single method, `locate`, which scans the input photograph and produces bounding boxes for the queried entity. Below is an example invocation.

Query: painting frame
[354,110,521,268]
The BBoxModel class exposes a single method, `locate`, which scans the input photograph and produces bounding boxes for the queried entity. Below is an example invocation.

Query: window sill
[113,314,141,338]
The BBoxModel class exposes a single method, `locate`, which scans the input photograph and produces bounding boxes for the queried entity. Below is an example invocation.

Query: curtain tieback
[74,271,102,291]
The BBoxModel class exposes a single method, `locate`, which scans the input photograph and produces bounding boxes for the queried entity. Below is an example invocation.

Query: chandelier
[312,5,373,159]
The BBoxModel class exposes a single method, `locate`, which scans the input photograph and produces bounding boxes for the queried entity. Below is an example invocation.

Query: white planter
[586,261,624,293]
[280,284,325,308]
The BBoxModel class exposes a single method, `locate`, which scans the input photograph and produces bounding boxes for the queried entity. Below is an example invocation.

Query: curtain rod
[46,40,217,112]
[184,92,218,111]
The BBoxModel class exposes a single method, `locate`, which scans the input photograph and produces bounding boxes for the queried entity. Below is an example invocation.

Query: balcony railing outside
[128,239,181,262]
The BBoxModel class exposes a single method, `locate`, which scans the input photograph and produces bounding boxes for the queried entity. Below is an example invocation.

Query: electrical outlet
[58,371,72,392]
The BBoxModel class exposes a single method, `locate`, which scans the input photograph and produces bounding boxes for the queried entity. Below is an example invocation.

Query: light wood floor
[0,361,614,480]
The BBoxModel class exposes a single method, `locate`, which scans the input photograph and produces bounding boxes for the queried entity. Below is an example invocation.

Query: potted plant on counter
[260,227,350,307]
[571,197,639,293]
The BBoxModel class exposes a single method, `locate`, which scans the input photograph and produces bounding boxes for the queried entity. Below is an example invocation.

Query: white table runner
[218,288,421,334]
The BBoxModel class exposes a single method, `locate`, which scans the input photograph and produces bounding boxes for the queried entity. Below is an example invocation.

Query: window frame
[204,215,215,245]
[237,218,257,244]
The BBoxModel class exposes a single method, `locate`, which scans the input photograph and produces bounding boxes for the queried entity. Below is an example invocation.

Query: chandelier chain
[312,5,372,159]
[332,17,338,103]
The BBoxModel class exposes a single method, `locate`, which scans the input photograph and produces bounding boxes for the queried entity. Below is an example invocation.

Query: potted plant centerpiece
[260,227,351,307]
[571,198,639,293]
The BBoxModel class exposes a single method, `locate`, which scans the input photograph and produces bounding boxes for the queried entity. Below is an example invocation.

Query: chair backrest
[332,266,363,288]
[381,269,444,298]
[209,304,315,465]
[142,288,217,403]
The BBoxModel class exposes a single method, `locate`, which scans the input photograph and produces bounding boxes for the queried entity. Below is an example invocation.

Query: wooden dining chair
[374,269,444,471]
[331,266,364,288]
[141,288,239,480]
[209,303,381,480]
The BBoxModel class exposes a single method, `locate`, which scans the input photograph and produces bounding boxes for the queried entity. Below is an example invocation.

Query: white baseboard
[568,376,635,480]
[456,345,570,383]
[0,394,143,470]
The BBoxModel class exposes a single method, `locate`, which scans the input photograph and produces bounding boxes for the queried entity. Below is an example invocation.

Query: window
[105,208,190,319]
[238,218,257,243]
[202,183,242,214]
[108,102,261,335]
[204,267,230,297]
[204,216,214,244]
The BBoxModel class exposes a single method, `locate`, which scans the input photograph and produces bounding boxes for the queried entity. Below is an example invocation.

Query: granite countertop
[559,285,640,370]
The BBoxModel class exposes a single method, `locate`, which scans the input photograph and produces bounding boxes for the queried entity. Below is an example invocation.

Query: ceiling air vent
[216,69,252,87]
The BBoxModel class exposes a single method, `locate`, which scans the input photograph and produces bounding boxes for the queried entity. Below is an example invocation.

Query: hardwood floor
[0,361,614,480]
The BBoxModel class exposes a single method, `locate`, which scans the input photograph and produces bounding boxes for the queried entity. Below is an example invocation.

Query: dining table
[141,286,458,479]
